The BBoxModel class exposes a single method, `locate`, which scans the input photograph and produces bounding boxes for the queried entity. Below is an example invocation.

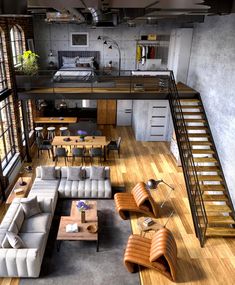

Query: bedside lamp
[146,179,174,208]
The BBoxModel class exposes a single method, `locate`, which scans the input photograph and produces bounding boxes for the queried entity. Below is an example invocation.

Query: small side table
[137,217,163,237]
[6,176,32,205]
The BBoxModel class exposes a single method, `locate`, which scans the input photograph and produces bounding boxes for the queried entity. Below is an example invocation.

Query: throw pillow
[90,166,105,180]
[20,196,41,218]
[6,231,25,249]
[41,166,56,180]
[67,167,84,181]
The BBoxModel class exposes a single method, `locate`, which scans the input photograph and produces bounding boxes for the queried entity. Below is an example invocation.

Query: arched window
[0,29,7,91]
[10,25,24,66]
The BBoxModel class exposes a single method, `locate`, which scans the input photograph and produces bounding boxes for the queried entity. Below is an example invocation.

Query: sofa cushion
[90,166,105,180]
[36,166,60,179]
[5,231,25,249]
[41,166,56,180]
[19,232,47,258]
[20,197,41,218]
[20,213,52,233]
[58,178,112,198]
[67,166,84,181]
[12,206,25,232]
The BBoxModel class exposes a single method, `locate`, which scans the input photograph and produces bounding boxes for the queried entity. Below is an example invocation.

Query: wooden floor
[1,126,235,285]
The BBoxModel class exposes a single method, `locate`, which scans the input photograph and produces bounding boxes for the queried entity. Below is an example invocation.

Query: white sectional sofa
[0,165,111,277]
[0,195,57,277]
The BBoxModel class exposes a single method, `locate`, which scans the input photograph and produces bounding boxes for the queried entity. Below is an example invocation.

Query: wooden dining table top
[52,136,108,147]
[34,117,77,124]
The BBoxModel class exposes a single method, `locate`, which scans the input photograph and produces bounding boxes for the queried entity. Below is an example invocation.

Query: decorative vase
[81,211,86,223]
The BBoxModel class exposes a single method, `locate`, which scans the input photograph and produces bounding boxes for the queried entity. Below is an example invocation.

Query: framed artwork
[70,32,89,47]
[27,39,35,52]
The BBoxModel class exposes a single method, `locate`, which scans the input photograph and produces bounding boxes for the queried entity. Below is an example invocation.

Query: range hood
[0,0,28,16]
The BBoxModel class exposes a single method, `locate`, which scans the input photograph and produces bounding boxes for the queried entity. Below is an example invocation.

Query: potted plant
[77,130,87,141]
[18,50,39,90]
[76,200,90,223]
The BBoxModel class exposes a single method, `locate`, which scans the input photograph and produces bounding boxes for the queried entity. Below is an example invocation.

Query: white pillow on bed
[77,57,94,67]
[62,56,78,67]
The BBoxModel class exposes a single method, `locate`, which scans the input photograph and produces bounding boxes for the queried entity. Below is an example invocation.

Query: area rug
[20,200,140,285]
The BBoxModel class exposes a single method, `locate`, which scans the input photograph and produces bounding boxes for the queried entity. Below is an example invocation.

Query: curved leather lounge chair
[114,182,158,220]
[124,228,177,282]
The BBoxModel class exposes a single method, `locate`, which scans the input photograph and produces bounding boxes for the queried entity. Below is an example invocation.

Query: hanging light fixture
[59,99,67,109]
[37,100,47,110]
[48,23,56,68]
[108,45,112,49]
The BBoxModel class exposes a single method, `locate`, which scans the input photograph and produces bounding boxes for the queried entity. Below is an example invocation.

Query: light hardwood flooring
[1,126,235,285]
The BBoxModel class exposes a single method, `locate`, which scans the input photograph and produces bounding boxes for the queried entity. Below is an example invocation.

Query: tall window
[0,29,7,92]
[19,100,34,145]
[10,25,24,66]
[0,97,16,170]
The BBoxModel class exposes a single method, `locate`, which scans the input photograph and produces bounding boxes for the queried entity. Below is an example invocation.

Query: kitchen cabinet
[97,100,117,125]
[117,100,133,126]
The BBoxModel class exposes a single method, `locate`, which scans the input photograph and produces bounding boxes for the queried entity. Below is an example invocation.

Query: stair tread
[202,194,228,201]
[188,133,210,137]
[206,227,235,236]
[200,185,225,191]
[192,149,215,154]
[193,157,217,162]
[204,204,232,212]
[190,141,212,146]
[206,216,235,224]
[186,126,208,130]
[180,99,200,103]
[196,166,220,172]
[177,112,204,116]
[181,105,202,109]
[184,119,206,123]
[197,175,223,181]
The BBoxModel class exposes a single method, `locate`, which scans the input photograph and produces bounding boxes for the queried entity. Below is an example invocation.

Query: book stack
[143,218,154,227]
[14,188,24,195]
[66,223,79,233]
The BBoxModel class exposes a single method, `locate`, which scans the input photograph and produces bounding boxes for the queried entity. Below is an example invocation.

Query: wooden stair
[177,98,235,240]
[206,228,235,237]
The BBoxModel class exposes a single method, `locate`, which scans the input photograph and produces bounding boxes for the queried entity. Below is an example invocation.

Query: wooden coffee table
[57,201,99,252]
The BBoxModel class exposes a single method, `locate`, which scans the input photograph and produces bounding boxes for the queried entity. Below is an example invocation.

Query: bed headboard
[58,51,100,69]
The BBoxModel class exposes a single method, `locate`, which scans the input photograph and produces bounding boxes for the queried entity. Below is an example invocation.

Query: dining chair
[55,147,68,165]
[107,137,122,157]
[89,146,103,165]
[72,147,86,165]
[35,137,53,158]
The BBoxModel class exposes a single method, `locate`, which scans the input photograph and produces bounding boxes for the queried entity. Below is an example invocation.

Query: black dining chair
[55,147,68,165]
[35,137,53,158]
[89,146,103,165]
[72,147,86,165]
[107,137,122,158]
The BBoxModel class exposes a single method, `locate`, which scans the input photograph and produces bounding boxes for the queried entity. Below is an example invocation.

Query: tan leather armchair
[114,182,158,220]
[124,228,177,281]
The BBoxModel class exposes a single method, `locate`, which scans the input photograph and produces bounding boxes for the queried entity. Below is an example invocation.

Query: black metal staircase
[168,72,235,246]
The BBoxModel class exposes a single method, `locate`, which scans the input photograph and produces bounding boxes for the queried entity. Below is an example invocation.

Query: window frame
[0,96,17,170]
[10,25,24,67]
[0,29,7,92]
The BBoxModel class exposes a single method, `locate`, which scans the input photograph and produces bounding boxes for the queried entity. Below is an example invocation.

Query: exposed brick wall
[0,17,34,200]
[0,17,34,159]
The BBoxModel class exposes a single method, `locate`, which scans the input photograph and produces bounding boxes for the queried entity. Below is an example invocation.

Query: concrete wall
[33,17,173,70]
[187,14,235,204]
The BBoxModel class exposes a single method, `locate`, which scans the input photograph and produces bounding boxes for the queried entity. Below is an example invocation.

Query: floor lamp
[146,179,174,208]
[97,35,121,75]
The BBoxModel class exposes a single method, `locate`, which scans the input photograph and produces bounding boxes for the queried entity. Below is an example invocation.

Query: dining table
[51,136,109,161]
[34,117,77,124]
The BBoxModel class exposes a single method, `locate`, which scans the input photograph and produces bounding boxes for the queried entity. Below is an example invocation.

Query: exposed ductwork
[0,0,28,16]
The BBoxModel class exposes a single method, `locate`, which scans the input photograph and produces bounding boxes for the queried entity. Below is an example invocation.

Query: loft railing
[168,71,208,247]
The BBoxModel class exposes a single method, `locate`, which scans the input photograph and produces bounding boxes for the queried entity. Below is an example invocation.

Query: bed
[53,51,100,82]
